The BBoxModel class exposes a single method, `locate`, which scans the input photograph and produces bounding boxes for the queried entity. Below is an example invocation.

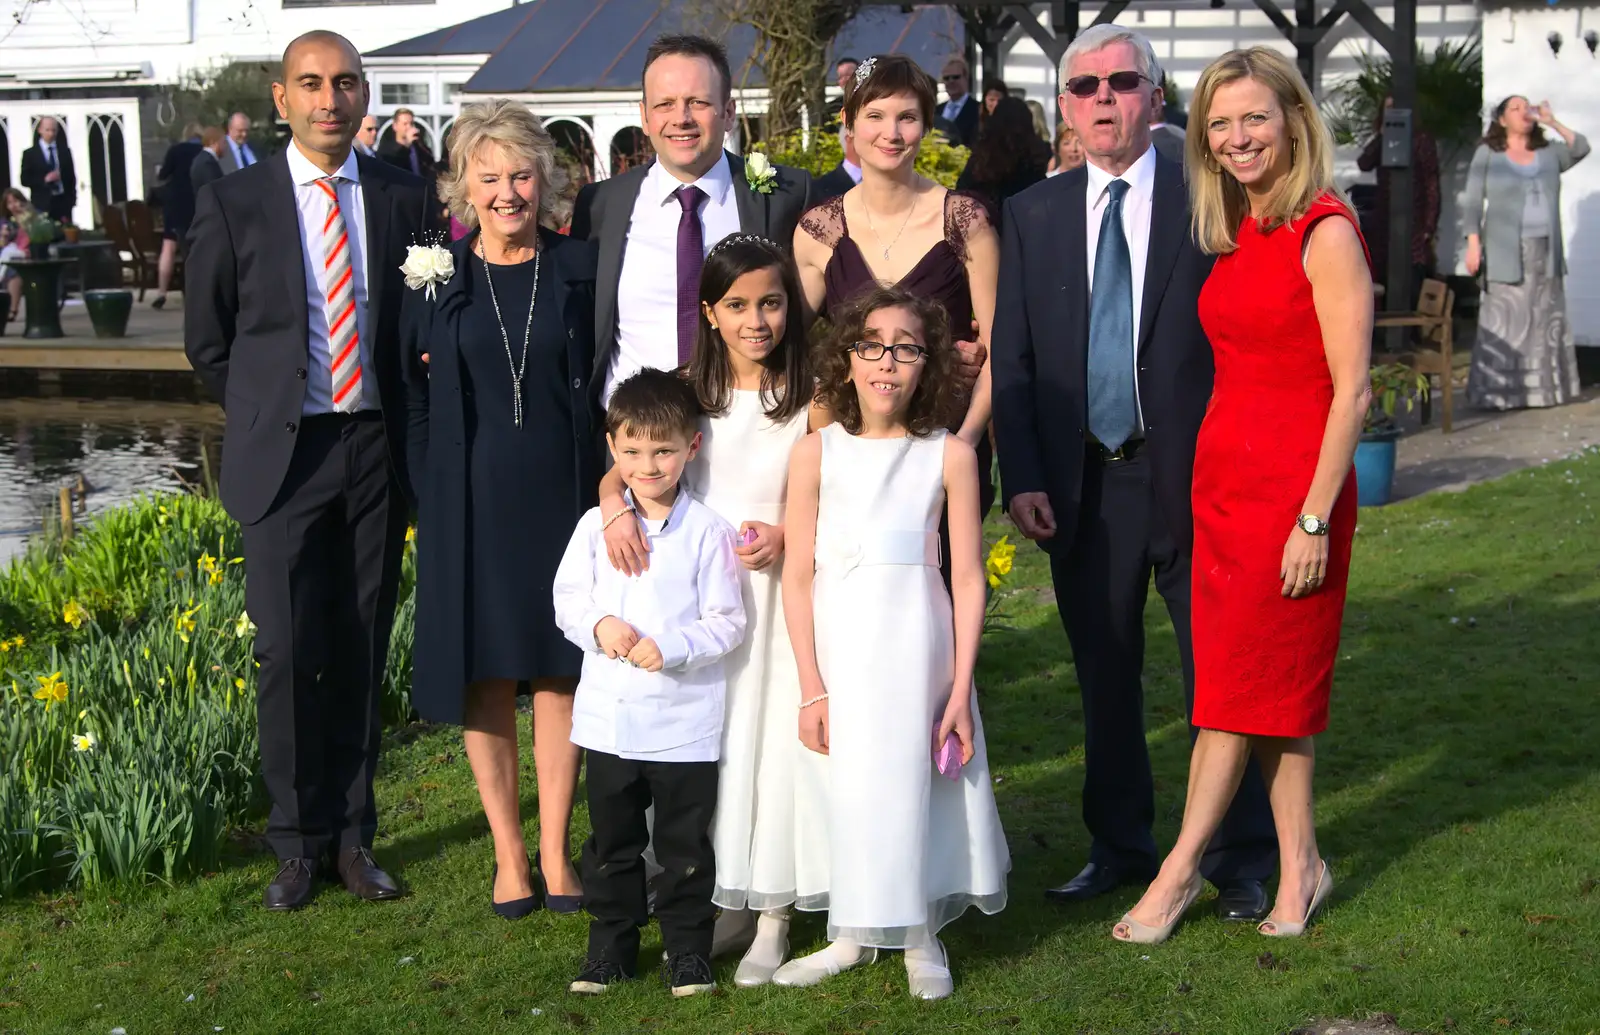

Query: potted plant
[20,212,58,259]
[1355,363,1430,506]
[62,223,81,244]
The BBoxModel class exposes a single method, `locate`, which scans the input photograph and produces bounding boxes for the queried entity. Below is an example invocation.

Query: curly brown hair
[814,286,964,437]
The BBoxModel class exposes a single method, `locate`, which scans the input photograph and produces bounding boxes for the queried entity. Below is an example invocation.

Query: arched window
[609,127,652,177]
[84,114,129,205]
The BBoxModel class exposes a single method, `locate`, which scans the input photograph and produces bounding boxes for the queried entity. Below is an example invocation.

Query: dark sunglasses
[1064,71,1152,98]
[941,74,965,82]
[848,341,927,363]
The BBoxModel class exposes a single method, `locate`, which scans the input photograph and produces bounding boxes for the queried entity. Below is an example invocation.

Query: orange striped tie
[315,177,362,413]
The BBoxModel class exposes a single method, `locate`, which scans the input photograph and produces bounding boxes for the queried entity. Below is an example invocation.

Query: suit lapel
[264,153,310,353]
[1138,155,1184,353]
[361,160,391,328]
[593,165,646,381]
[726,152,763,234]
[1061,170,1090,362]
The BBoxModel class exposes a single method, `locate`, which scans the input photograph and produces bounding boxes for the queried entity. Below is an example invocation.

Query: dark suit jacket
[190,150,224,200]
[398,229,600,720]
[379,138,438,180]
[1151,124,1186,165]
[183,150,432,525]
[812,162,856,203]
[20,142,77,214]
[937,95,980,149]
[569,151,812,403]
[991,152,1215,556]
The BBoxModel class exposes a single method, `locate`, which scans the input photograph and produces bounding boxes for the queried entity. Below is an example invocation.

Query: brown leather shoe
[264,858,318,911]
[336,847,402,901]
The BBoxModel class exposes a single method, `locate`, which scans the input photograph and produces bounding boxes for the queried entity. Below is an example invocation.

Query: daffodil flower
[234,611,257,639]
[32,672,69,710]
[175,601,203,643]
[63,599,91,629]
[72,731,97,752]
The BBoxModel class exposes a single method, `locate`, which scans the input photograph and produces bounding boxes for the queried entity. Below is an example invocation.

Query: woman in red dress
[1111,47,1372,944]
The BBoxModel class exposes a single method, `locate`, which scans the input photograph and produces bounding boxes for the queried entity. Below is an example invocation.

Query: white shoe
[771,944,878,988]
[734,935,790,987]
[904,938,953,1000]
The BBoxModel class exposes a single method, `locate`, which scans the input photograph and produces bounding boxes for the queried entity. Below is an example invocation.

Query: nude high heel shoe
[1258,860,1332,937]
[1111,872,1204,945]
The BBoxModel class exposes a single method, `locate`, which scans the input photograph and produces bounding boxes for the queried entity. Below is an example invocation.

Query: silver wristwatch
[1297,514,1329,536]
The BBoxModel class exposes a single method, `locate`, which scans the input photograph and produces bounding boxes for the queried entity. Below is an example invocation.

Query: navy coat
[398,228,602,722]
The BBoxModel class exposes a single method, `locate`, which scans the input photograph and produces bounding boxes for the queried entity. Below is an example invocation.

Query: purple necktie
[408,145,421,176]
[675,184,707,367]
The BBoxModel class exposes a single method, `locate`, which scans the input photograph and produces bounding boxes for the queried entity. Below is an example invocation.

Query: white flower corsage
[400,236,455,301]
[744,151,776,195]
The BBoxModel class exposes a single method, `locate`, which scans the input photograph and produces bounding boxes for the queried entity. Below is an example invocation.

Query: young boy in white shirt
[553,368,746,998]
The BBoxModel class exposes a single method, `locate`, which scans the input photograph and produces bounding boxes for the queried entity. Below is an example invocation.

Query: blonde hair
[437,99,568,230]
[1186,47,1346,254]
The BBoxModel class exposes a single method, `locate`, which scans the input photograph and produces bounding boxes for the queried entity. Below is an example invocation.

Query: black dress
[459,251,582,684]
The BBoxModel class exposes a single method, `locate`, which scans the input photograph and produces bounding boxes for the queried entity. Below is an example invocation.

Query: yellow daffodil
[32,672,68,710]
[987,571,1001,589]
[72,731,97,753]
[234,610,257,639]
[175,601,203,643]
[197,552,225,586]
[62,599,91,629]
[234,678,246,690]
[405,525,417,543]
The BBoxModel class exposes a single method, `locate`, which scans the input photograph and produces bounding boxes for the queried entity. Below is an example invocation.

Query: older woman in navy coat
[400,100,600,917]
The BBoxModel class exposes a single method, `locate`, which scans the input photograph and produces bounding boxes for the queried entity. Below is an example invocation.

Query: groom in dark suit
[570,33,811,410]
[991,26,1278,920]
[185,30,431,911]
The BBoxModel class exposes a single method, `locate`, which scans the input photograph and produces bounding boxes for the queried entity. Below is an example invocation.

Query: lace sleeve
[798,195,847,250]
[944,190,994,265]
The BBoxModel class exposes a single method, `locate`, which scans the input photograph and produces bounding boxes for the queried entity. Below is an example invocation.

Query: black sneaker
[569,958,633,995]
[663,952,716,998]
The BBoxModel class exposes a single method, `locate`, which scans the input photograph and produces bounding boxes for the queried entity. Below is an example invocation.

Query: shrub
[754,124,970,189]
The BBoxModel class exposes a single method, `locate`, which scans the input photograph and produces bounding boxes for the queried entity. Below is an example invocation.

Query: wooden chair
[99,205,151,298]
[1374,277,1455,433]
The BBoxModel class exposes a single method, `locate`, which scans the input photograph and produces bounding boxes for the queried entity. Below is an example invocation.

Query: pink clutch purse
[739,527,759,546]
[934,725,962,781]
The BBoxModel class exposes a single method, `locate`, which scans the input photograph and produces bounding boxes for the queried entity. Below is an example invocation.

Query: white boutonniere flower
[400,237,455,301]
[745,151,777,196]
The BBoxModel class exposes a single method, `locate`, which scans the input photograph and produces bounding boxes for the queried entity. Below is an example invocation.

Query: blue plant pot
[1354,431,1400,507]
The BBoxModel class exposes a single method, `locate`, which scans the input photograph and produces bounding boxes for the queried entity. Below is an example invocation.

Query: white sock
[741,910,790,968]
[806,937,864,968]
[903,935,947,970]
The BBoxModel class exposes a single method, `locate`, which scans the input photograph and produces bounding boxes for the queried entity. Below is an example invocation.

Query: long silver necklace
[862,190,918,262]
[478,237,539,429]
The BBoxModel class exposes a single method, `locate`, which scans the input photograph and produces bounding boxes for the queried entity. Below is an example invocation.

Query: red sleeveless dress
[1191,194,1364,737]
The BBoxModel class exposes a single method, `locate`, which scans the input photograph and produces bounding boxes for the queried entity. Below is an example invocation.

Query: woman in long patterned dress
[1463,96,1589,410]
[1112,48,1371,944]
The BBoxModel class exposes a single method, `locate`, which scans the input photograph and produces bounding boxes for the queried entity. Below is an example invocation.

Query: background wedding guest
[1113,47,1369,944]
[812,125,862,202]
[795,54,996,522]
[20,116,76,222]
[355,115,380,158]
[190,127,227,201]
[184,29,430,912]
[1356,96,1439,291]
[982,80,1008,118]
[2,188,35,249]
[1025,98,1051,143]
[935,56,979,147]
[1047,121,1085,176]
[380,108,439,181]
[1,220,23,324]
[826,56,860,121]
[991,24,1278,920]
[150,123,204,311]
[570,33,812,410]
[1148,110,1185,163]
[400,99,596,918]
[1463,95,1588,411]
[221,112,259,173]
[957,95,1051,226]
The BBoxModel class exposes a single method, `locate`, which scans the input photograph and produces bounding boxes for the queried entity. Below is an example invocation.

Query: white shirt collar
[647,150,734,208]
[842,158,862,183]
[622,485,693,533]
[1085,144,1157,205]
[286,140,358,185]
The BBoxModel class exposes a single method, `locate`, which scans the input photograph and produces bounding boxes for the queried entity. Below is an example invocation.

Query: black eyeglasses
[941,74,965,83]
[1064,71,1152,98]
[848,341,927,363]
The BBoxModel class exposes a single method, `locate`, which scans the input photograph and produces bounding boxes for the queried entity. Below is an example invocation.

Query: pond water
[0,372,221,564]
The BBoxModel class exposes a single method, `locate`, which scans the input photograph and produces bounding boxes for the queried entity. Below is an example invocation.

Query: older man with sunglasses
[990,25,1279,921]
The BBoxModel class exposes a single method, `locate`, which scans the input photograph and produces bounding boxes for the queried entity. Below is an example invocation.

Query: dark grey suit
[1150,124,1186,166]
[570,151,811,404]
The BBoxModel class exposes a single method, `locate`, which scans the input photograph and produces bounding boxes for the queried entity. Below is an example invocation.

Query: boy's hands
[626,638,664,672]
[594,616,640,659]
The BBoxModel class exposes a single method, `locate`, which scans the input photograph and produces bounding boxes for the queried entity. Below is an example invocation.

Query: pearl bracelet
[799,693,829,710]
[601,505,634,531]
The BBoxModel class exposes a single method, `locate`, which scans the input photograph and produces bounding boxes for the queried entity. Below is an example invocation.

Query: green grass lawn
[4,450,1600,1035]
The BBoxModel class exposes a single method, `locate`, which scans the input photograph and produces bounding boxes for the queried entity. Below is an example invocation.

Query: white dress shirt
[43,143,64,194]
[1085,144,1157,431]
[842,158,862,185]
[285,143,376,415]
[228,138,256,169]
[554,488,746,761]
[607,152,743,406]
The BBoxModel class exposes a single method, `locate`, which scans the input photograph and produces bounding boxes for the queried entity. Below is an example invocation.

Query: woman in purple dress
[794,54,999,516]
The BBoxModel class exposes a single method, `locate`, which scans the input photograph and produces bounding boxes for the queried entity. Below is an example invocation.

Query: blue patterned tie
[1087,179,1137,451]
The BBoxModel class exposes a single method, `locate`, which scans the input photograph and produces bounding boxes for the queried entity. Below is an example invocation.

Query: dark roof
[368,0,965,95]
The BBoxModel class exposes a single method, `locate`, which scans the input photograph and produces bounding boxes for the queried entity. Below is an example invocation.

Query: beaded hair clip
[709,233,779,256]
[852,56,878,89]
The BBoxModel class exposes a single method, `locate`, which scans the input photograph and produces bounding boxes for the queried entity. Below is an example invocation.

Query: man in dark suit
[991,25,1278,922]
[935,57,980,148]
[185,29,431,912]
[378,108,438,180]
[19,117,77,222]
[570,33,811,411]
[1149,117,1186,164]
[812,125,861,203]
[219,113,260,174]
[189,127,227,201]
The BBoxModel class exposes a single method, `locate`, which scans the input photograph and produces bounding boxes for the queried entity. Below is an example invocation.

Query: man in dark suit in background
[991,25,1278,921]
[812,124,862,203]
[571,33,811,412]
[20,117,77,222]
[378,108,438,180]
[219,113,260,174]
[189,127,228,202]
[185,29,431,912]
[935,57,980,148]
